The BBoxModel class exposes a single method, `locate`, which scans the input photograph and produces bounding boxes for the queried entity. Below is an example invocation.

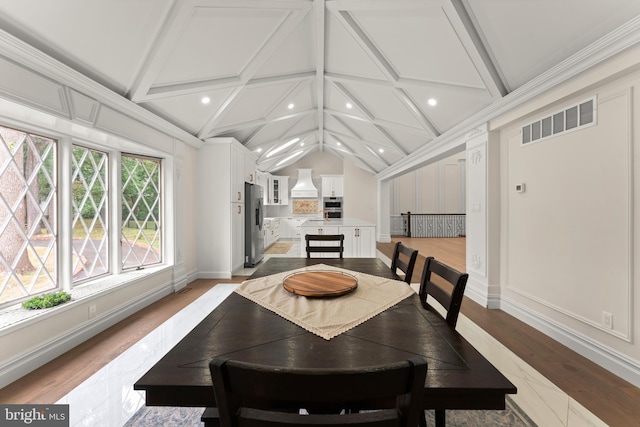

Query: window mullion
[58,138,72,291]
[110,151,122,275]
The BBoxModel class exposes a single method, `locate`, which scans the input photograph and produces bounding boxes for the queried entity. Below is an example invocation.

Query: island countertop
[301,218,375,227]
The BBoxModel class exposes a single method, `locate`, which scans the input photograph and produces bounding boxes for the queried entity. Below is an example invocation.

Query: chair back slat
[419,257,468,328]
[210,357,427,427]
[305,234,345,258]
[390,242,418,284]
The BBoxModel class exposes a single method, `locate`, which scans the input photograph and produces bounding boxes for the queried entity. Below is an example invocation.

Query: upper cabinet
[256,170,268,198]
[321,175,344,197]
[244,152,256,184]
[231,144,245,203]
[271,175,289,205]
[260,172,289,205]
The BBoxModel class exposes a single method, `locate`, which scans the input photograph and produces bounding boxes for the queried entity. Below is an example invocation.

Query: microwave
[323,197,343,209]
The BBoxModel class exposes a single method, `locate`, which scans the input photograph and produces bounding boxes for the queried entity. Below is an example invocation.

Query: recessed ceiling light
[300,142,304,146]
[288,103,295,109]
[379,148,384,153]
[346,102,353,109]
[256,148,262,153]
[337,142,341,146]
[427,98,437,106]
[201,96,211,104]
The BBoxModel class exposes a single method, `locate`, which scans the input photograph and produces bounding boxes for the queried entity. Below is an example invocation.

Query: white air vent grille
[522,97,596,146]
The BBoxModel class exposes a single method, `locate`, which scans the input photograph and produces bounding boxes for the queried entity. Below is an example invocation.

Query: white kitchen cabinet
[270,175,289,205]
[231,203,244,271]
[300,220,376,258]
[342,226,376,257]
[263,219,271,249]
[273,218,280,241]
[290,218,305,239]
[256,170,268,198]
[279,217,307,240]
[300,224,340,257]
[231,144,245,203]
[321,175,344,197]
[197,138,252,278]
[244,152,256,184]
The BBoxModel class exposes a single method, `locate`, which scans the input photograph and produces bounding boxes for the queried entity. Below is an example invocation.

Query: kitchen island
[300,218,376,257]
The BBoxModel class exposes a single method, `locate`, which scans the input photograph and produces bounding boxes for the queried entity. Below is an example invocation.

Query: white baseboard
[0,280,173,388]
[500,296,640,388]
[197,271,232,279]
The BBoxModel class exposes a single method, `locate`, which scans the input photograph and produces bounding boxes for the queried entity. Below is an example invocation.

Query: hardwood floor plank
[0,277,247,404]
[379,237,640,427]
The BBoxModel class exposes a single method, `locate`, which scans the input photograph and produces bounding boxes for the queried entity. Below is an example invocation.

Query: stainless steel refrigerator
[244,182,264,267]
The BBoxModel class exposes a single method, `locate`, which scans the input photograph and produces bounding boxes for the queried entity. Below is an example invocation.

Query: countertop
[301,218,375,227]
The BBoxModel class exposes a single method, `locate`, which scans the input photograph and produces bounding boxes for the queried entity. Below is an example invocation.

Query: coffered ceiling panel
[0,0,638,174]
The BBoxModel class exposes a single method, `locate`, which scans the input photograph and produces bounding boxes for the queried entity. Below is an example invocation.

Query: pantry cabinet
[197,138,255,277]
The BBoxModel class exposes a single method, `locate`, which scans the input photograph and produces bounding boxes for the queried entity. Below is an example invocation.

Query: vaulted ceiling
[0,0,639,174]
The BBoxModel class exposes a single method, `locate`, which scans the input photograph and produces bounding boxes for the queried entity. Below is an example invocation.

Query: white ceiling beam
[393,88,440,137]
[199,7,312,136]
[143,71,315,102]
[325,108,430,138]
[242,80,312,144]
[326,130,391,168]
[316,0,326,150]
[128,0,195,102]
[326,71,486,93]
[331,82,408,155]
[325,144,378,174]
[442,0,507,98]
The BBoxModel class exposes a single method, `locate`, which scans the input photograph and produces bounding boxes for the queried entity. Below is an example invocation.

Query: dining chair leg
[435,409,446,426]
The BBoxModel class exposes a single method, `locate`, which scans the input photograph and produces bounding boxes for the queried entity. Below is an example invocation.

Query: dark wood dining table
[134,257,516,413]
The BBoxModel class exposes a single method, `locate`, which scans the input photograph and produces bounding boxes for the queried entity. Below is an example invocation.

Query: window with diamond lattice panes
[0,125,57,306]
[72,145,109,282]
[121,155,161,269]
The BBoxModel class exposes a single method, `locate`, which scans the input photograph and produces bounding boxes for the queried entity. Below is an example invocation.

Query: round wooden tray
[283,271,358,297]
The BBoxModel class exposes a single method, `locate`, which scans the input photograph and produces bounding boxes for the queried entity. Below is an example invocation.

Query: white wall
[494,52,640,384]
[390,151,466,214]
[182,145,199,279]
[343,158,377,224]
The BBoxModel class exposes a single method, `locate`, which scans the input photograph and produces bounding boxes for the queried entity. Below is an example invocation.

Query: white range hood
[290,169,318,198]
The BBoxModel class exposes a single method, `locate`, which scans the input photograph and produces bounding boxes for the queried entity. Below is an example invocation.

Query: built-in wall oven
[323,197,343,219]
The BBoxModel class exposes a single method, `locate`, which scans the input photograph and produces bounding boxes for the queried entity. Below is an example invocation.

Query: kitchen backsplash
[292,199,319,214]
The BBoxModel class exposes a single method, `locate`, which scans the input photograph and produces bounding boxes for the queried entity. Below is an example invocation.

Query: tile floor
[55,241,605,426]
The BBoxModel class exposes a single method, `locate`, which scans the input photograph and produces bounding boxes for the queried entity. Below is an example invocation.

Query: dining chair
[305,234,345,258]
[417,257,469,427]
[390,242,419,284]
[208,356,427,427]
[418,257,469,329]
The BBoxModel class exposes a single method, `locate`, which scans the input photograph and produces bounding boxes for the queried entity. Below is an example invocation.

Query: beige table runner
[235,264,415,340]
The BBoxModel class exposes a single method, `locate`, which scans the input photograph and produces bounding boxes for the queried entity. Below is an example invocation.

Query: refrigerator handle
[257,198,263,229]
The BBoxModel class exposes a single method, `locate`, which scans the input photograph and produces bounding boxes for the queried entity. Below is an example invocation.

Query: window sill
[0,265,171,333]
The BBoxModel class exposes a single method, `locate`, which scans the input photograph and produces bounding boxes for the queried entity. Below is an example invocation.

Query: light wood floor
[1,238,639,426]
[385,237,640,427]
